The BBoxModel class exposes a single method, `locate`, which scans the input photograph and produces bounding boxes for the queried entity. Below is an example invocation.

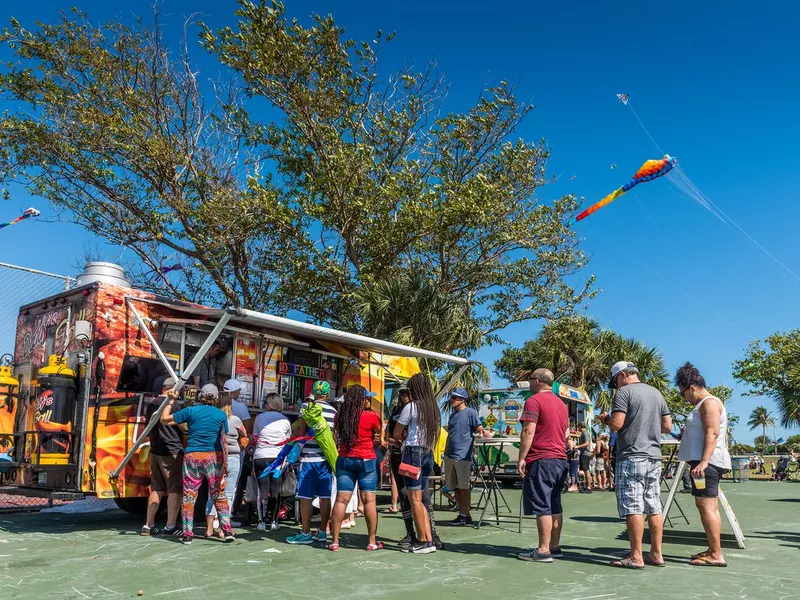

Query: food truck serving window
[116,355,178,394]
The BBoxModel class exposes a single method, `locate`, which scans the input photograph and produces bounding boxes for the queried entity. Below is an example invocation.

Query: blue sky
[1,0,798,444]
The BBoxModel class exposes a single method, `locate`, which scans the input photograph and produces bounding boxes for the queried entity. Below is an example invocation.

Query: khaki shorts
[150,453,183,494]
[444,457,472,490]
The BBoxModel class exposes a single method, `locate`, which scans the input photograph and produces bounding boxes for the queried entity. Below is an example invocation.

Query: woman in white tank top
[674,363,731,567]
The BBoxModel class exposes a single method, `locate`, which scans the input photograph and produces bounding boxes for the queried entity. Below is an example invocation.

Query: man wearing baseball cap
[605,361,672,569]
[444,387,488,526]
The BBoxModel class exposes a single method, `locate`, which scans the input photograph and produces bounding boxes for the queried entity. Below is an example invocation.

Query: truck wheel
[113,497,149,515]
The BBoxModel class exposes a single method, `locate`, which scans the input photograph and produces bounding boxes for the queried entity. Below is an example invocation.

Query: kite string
[627,102,665,156]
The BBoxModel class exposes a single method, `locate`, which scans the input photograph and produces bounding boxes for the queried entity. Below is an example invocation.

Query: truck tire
[113,496,149,515]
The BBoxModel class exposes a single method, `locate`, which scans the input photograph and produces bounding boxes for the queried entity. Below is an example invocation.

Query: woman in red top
[329,385,382,551]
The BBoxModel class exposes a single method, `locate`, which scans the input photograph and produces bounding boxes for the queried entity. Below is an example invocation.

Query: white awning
[125,295,469,365]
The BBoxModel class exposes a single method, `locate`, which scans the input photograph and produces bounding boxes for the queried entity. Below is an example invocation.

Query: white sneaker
[257,522,267,531]
[270,522,280,532]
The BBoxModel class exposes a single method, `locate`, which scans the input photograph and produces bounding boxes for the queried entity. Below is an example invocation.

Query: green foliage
[733,330,800,427]
[729,442,754,455]
[0,2,594,358]
[753,434,772,452]
[495,315,668,411]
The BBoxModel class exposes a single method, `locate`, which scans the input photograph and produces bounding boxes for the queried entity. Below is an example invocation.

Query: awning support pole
[109,303,232,483]
[434,362,474,404]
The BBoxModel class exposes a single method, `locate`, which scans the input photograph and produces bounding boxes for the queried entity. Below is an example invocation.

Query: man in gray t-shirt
[606,361,672,570]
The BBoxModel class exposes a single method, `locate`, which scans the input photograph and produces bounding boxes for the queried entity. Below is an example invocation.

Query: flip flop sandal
[380,508,399,514]
[690,549,712,560]
[610,557,645,570]
[366,542,384,551]
[328,543,340,552]
[644,556,666,567]
[690,556,727,567]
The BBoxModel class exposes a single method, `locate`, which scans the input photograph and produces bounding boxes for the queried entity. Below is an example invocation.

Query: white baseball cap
[201,383,219,399]
[223,379,242,393]
[609,361,636,389]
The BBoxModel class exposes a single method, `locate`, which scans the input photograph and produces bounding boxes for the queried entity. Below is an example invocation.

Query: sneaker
[286,532,314,545]
[399,533,414,553]
[224,531,235,543]
[181,536,193,545]
[518,549,553,562]
[257,522,267,531]
[140,525,152,536]
[151,525,181,537]
[450,514,469,526]
[270,522,280,532]
[411,541,437,554]
[314,530,327,543]
[549,546,564,558]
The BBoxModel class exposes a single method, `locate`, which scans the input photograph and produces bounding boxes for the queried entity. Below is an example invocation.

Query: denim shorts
[401,446,433,491]
[335,457,378,493]
[296,461,333,500]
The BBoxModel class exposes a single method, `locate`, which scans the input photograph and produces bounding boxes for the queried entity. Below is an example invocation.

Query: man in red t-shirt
[516,368,569,563]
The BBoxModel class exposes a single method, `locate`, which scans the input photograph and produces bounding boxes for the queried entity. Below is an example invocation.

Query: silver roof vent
[76,262,131,288]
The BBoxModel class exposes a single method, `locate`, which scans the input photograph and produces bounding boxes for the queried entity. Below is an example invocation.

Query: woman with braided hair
[393,373,441,554]
[329,385,382,551]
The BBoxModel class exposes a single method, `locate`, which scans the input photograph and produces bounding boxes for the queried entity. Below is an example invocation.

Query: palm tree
[495,316,668,412]
[747,406,775,450]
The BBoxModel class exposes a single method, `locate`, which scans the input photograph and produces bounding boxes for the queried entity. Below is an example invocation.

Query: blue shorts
[336,457,378,493]
[401,446,433,491]
[523,458,569,516]
[296,461,333,500]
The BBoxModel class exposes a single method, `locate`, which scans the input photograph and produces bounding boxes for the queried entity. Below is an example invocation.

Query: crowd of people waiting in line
[140,359,732,567]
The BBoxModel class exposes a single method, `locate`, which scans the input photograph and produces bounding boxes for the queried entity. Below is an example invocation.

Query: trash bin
[730,457,750,483]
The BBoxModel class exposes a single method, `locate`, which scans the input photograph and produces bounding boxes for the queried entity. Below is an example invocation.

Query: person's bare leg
[362,492,378,546]
[205,513,216,536]
[455,488,471,516]
[550,513,563,549]
[300,499,313,534]
[319,498,332,533]
[330,492,350,546]
[647,513,664,563]
[389,473,399,511]
[695,497,724,562]
[624,515,645,565]
[536,515,553,554]
[166,492,181,528]
[145,490,163,528]
[408,489,431,542]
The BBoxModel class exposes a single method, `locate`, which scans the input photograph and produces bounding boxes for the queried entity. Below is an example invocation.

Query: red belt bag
[398,461,421,480]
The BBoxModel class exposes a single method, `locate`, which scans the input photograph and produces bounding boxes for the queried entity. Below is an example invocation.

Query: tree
[495,316,668,411]
[666,385,733,429]
[747,406,775,448]
[0,3,594,357]
[727,412,740,446]
[733,330,800,427]
[753,434,772,453]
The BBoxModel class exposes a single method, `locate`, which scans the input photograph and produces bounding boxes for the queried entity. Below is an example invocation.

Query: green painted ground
[1,481,798,600]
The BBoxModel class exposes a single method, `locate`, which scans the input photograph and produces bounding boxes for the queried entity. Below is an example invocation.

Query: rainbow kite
[0,207,40,230]
[576,155,677,222]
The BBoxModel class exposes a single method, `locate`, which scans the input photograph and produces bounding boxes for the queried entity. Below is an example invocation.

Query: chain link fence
[0,261,75,358]
[0,262,75,513]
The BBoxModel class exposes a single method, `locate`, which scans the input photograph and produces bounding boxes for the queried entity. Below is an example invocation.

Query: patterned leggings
[182,451,232,538]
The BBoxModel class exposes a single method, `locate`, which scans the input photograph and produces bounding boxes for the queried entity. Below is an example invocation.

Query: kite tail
[576,187,625,222]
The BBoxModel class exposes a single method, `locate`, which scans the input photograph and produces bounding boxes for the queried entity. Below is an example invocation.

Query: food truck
[0,263,469,510]
[477,381,593,480]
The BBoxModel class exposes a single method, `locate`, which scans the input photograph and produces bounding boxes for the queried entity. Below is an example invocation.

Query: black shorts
[580,454,592,471]
[689,461,729,498]
[523,458,569,517]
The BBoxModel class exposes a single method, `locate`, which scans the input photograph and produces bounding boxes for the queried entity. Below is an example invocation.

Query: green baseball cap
[313,380,331,396]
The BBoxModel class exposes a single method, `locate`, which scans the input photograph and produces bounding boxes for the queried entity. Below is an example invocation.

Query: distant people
[223,379,254,434]
[516,369,570,563]
[287,381,337,545]
[393,373,441,554]
[605,361,671,569]
[444,387,488,526]
[141,377,183,537]
[161,384,235,544]
[594,433,610,491]
[566,436,580,492]
[252,392,292,530]
[674,363,731,567]
[205,391,247,536]
[329,385,383,551]
[576,422,593,492]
